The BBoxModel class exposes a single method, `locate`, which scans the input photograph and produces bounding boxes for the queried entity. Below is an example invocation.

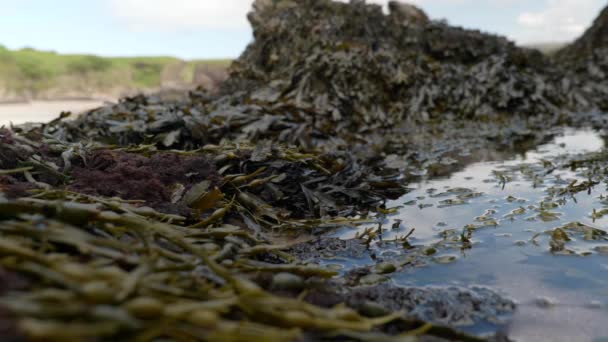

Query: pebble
[272,272,305,290]
[375,262,397,274]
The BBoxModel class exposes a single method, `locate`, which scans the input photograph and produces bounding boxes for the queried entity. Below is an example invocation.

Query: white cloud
[107,0,606,46]
[513,0,605,43]
[108,0,253,31]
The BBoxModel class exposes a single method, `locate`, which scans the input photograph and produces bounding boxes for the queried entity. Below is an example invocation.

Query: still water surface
[335,128,608,341]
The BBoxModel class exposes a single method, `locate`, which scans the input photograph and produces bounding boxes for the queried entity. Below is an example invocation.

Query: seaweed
[4,0,608,339]
[68,150,220,215]
[0,190,488,341]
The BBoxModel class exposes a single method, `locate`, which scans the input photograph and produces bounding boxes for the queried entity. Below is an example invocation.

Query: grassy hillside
[0,45,231,101]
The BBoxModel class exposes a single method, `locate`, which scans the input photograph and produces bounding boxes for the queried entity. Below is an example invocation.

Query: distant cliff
[0,46,230,103]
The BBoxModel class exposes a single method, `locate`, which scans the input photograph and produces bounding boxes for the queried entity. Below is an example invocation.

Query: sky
[0,0,605,59]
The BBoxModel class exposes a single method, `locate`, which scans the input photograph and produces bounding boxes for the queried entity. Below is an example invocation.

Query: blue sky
[0,0,605,59]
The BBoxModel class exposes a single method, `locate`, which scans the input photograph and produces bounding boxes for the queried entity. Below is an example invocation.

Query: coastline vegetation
[0,45,231,100]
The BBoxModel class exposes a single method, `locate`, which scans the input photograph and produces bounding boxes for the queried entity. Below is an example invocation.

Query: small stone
[534,296,557,309]
[375,262,397,274]
[424,248,437,256]
[272,272,305,290]
[359,274,389,286]
[594,246,608,254]
[359,301,391,317]
[434,255,458,264]
[326,264,344,271]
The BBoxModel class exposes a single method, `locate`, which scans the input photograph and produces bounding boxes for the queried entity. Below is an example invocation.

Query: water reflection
[339,128,608,341]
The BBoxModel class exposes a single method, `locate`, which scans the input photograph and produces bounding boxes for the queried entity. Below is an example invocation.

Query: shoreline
[0,96,111,105]
[0,100,108,126]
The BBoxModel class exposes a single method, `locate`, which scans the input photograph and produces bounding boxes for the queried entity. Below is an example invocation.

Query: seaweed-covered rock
[556,5,608,110]
[223,0,585,132]
[41,2,608,159]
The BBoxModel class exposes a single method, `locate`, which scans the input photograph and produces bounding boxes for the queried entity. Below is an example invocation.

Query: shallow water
[335,128,608,341]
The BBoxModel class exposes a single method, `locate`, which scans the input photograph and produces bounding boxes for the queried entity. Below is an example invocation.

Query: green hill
[0,45,231,102]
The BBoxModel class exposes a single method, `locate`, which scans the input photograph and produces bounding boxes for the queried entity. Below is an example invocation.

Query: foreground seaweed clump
[0,129,501,341]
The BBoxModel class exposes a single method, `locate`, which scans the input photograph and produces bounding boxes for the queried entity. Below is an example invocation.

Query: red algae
[69,150,220,213]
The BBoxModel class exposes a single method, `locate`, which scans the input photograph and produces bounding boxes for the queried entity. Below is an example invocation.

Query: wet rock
[224,0,591,132]
[434,255,458,264]
[346,284,516,327]
[359,273,389,286]
[533,296,557,309]
[358,300,392,318]
[423,247,438,256]
[375,262,397,274]
[286,237,368,261]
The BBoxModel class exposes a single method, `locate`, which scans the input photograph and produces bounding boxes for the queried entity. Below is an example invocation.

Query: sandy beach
[0,100,107,126]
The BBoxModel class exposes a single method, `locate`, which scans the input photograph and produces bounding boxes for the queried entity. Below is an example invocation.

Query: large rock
[557,6,608,66]
[223,0,587,133]
[556,5,608,110]
[44,1,608,152]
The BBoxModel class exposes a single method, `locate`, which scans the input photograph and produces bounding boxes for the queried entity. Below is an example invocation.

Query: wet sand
[0,100,107,126]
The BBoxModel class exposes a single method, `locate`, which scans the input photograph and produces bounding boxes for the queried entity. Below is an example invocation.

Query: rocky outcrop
[222,0,591,133]
[557,6,608,66]
[53,1,608,152]
[556,5,608,110]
